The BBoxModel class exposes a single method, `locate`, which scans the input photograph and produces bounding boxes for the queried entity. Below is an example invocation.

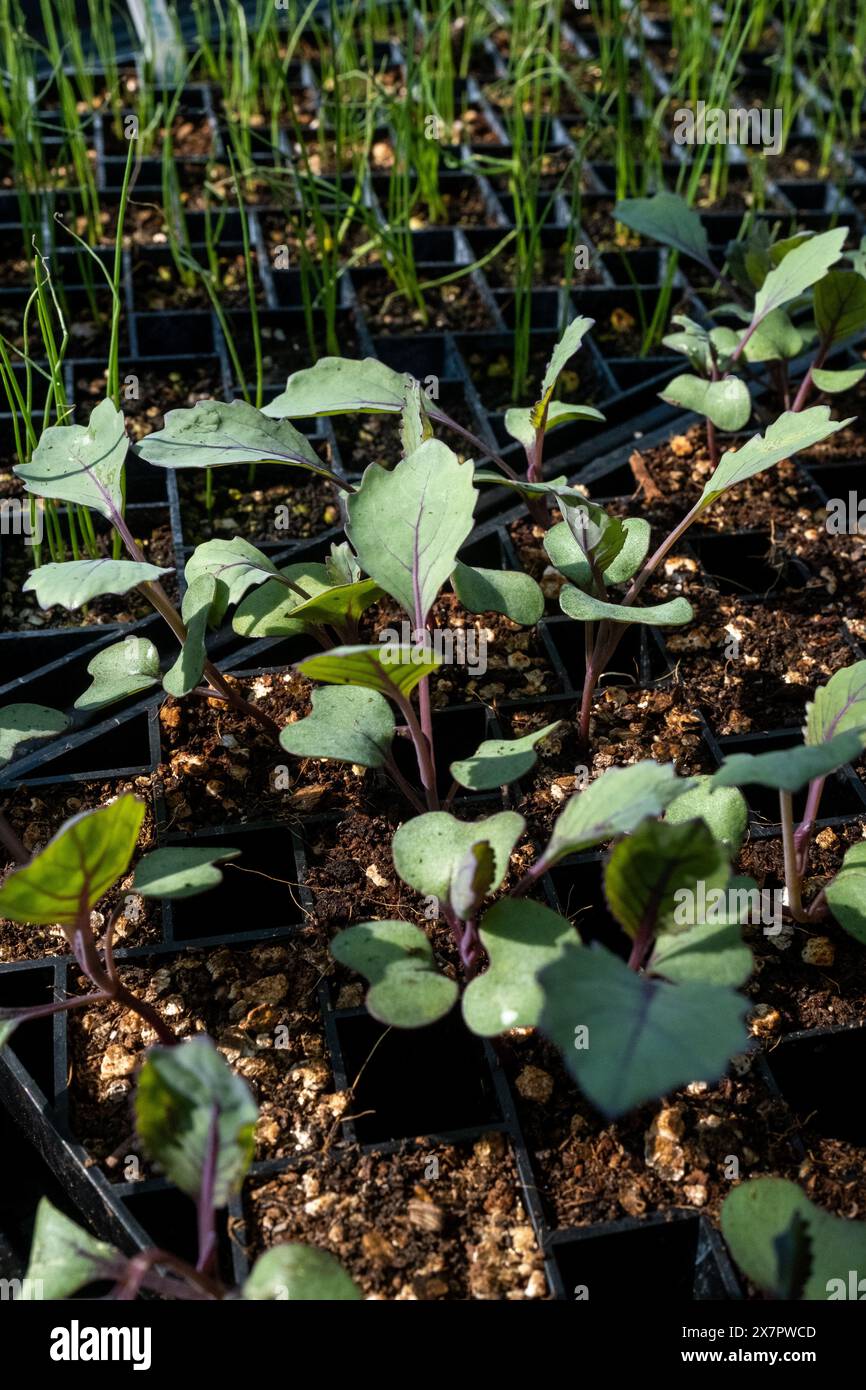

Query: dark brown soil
[176,459,340,547]
[354,274,496,335]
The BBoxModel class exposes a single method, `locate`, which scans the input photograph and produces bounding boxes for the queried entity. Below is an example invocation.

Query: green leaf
[450,841,496,920]
[541,761,693,868]
[134,1036,258,1205]
[665,775,749,855]
[20,1199,122,1300]
[604,818,731,939]
[773,1212,814,1302]
[614,192,710,265]
[560,584,693,628]
[0,704,69,766]
[721,1178,866,1301]
[811,365,866,393]
[0,1016,21,1050]
[532,317,595,426]
[805,660,866,748]
[279,686,395,768]
[15,398,128,521]
[826,842,866,944]
[296,644,440,700]
[451,561,544,625]
[814,270,866,345]
[740,308,807,363]
[659,374,752,430]
[400,375,432,457]
[538,942,748,1117]
[232,563,331,638]
[504,400,604,450]
[134,845,241,899]
[559,498,627,576]
[136,399,327,476]
[649,904,754,987]
[0,794,144,926]
[711,731,865,793]
[243,1245,362,1301]
[74,636,161,711]
[263,356,408,418]
[450,721,561,791]
[392,810,524,908]
[753,227,847,323]
[330,920,458,1028]
[23,558,171,611]
[163,573,218,697]
[698,407,853,511]
[545,516,650,587]
[283,577,384,629]
[346,440,476,623]
[325,541,361,586]
[462,898,574,1035]
[184,537,283,622]
[472,472,589,504]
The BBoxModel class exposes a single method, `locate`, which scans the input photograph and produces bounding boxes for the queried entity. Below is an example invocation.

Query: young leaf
[659,374,751,431]
[540,761,693,868]
[825,842,866,944]
[325,541,361,586]
[450,842,496,920]
[0,795,145,925]
[242,1246,362,1301]
[537,942,748,1117]
[560,585,693,628]
[346,440,476,624]
[281,577,384,629]
[449,721,561,791]
[232,563,331,638]
[135,1036,258,1205]
[400,375,432,457]
[604,819,731,939]
[74,636,162,711]
[721,1178,866,1301]
[504,400,604,450]
[752,227,847,323]
[711,730,865,794]
[184,537,284,618]
[296,644,440,701]
[20,1199,123,1300]
[23,558,172,611]
[136,399,327,476]
[392,810,524,907]
[15,398,127,521]
[532,317,595,426]
[279,686,395,768]
[462,898,574,1036]
[811,365,866,393]
[134,846,241,899]
[472,472,589,504]
[665,776,749,855]
[263,356,408,418]
[451,561,544,625]
[545,516,650,587]
[814,270,866,346]
[739,308,808,363]
[698,407,853,512]
[330,920,458,1028]
[614,192,710,265]
[163,573,219,697]
[560,498,627,576]
[805,660,866,748]
[0,704,69,766]
[649,904,754,988]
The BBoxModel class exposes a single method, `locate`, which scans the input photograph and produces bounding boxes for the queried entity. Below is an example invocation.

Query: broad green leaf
[826,842,866,944]
[805,660,866,748]
[604,818,731,939]
[263,357,408,418]
[504,400,604,449]
[450,721,561,791]
[135,1036,258,1205]
[23,558,171,611]
[698,407,853,511]
[243,1246,362,1301]
[20,1199,122,1300]
[662,317,714,374]
[541,761,692,868]
[134,845,241,899]
[15,398,127,521]
[74,636,161,711]
[740,308,807,363]
[538,942,748,1117]
[665,775,748,855]
[711,731,865,794]
[811,365,866,393]
[650,908,754,987]
[184,537,283,622]
[0,794,144,926]
[462,898,574,1035]
[279,686,395,768]
[814,270,866,346]
[451,561,544,625]
[232,563,331,638]
[560,584,693,628]
[753,227,847,323]
[296,644,440,701]
[545,516,650,587]
[614,192,710,265]
[283,577,384,628]
[136,399,326,475]
[533,317,595,426]
[659,374,752,430]
[721,1178,866,1301]
[0,704,69,766]
[163,574,218,697]
[392,810,524,906]
[330,920,458,1028]
[346,440,476,623]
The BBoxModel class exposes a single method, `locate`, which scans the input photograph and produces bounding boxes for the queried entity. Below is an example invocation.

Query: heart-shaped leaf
[560,584,693,627]
[232,563,332,637]
[243,1246,362,1301]
[392,810,524,907]
[739,308,807,363]
[698,407,853,511]
[134,845,241,899]
[0,704,69,767]
[450,721,561,791]
[541,761,693,869]
[826,842,866,944]
[330,920,458,1027]
[279,686,395,768]
[545,515,650,588]
[296,644,440,701]
[184,537,283,622]
[23,558,172,611]
[462,898,574,1035]
[451,561,544,625]
[163,573,218,697]
[665,775,749,855]
[21,1200,123,1300]
[604,818,731,939]
[660,374,752,431]
[136,399,328,476]
[74,636,161,711]
[15,398,128,521]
